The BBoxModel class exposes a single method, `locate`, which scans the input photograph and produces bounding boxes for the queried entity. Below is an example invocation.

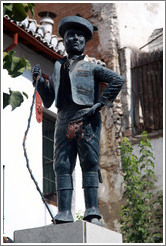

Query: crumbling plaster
[116,2,165,50]
[90,2,164,232]
[90,3,124,231]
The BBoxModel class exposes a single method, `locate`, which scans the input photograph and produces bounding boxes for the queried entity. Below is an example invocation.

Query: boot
[83,187,102,226]
[54,189,74,224]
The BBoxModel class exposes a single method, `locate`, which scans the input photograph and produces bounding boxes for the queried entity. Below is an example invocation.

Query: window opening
[42,110,57,205]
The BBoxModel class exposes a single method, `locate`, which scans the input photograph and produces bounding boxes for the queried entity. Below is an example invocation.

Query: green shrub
[120,131,163,243]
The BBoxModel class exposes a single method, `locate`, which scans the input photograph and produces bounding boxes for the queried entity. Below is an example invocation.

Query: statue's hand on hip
[86,102,104,118]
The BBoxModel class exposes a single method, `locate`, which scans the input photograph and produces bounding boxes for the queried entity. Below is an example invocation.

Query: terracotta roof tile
[5,15,66,56]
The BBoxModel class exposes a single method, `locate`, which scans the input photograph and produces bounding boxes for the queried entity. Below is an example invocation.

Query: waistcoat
[53,57,98,107]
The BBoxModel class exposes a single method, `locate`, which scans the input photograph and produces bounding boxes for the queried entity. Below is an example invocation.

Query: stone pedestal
[14,221,122,243]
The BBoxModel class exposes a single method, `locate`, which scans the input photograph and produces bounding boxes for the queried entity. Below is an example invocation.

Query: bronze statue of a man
[32,15,124,226]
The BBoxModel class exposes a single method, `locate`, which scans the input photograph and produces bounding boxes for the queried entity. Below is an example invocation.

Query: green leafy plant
[120,131,163,243]
[76,210,84,221]
[3,51,30,110]
[3,3,35,21]
[3,3,35,110]
[3,51,31,78]
[3,89,28,111]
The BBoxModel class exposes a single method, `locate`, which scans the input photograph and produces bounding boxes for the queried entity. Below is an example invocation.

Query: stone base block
[14,221,122,243]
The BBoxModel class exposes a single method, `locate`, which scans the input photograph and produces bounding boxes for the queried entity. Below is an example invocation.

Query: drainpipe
[4,32,18,52]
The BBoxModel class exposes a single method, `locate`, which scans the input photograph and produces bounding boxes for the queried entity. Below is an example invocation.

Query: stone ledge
[14,221,122,243]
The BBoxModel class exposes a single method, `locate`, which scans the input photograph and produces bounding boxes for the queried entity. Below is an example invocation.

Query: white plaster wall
[75,158,85,216]
[132,137,163,190]
[3,34,55,77]
[1,70,59,239]
[2,36,58,239]
[116,2,165,50]
[2,70,47,239]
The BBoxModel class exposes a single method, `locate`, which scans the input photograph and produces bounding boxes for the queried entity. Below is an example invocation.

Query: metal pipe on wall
[4,32,18,52]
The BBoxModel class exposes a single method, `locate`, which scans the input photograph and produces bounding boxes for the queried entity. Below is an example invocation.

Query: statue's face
[63,28,86,55]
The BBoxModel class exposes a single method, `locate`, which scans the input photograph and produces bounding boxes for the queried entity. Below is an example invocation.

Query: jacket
[37,56,124,109]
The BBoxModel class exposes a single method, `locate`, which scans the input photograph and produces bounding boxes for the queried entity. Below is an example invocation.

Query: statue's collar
[67,54,85,62]
[61,54,89,64]
[60,54,86,71]
[58,54,89,71]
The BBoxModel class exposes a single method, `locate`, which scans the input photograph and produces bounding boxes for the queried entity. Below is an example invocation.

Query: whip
[22,75,55,224]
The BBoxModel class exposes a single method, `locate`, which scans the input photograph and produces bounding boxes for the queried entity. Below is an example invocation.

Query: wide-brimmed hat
[58,15,96,41]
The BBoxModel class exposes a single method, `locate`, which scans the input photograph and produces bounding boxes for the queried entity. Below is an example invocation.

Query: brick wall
[31,3,101,59]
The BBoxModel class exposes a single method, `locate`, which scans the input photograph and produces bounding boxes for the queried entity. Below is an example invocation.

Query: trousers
[53,108,101,190]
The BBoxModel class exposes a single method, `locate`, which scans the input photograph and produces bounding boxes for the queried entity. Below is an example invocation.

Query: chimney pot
[38,11,56,34]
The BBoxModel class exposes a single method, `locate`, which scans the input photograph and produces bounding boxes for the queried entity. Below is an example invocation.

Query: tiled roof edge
[4,15,66,57]
[4,15,106,66]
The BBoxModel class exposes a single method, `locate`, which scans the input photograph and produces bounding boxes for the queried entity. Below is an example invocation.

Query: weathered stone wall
[90,3,125,231]
[90,3,120,71]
